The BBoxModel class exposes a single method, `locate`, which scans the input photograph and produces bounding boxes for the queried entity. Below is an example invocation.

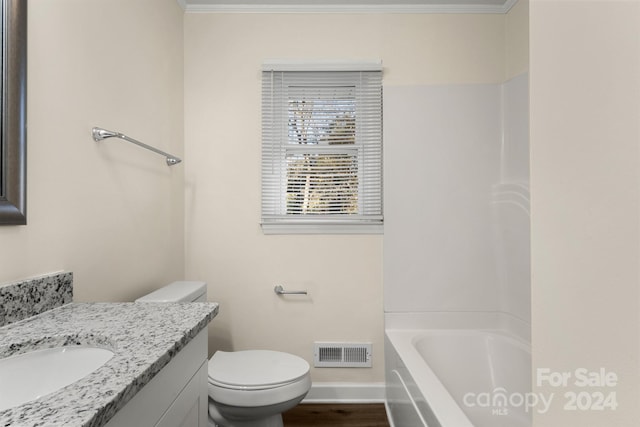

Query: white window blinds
[261,62,383,234]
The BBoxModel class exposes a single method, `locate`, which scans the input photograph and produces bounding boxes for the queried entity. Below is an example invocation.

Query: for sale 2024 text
[537,368,618,411]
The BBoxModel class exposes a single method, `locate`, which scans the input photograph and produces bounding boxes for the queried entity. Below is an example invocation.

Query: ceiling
[180,0,518,13]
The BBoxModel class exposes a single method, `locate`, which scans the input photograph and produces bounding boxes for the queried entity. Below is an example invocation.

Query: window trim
[261,222,383,235]
[261,61,383,235]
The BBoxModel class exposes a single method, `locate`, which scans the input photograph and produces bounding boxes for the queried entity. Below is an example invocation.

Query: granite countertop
[0,302,218,427]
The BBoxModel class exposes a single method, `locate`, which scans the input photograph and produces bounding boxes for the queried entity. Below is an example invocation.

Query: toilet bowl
[207,350,311,427]
[136,281,311,427]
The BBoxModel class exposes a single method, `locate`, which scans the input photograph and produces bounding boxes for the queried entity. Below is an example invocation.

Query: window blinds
[261,62,383,233]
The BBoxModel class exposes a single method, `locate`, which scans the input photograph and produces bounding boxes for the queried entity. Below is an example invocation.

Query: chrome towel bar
[274,285,308,295]
[92,127,182,166]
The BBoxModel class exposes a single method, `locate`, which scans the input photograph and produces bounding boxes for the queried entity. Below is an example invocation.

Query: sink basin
[0,346,114,411]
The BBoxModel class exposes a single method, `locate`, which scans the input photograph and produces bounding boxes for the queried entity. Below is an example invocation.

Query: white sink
[0,346,115,411]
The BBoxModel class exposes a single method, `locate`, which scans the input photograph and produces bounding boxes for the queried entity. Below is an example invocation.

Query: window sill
[261,223,383,235]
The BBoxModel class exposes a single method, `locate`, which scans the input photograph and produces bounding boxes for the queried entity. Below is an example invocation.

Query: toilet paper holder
[274,285,308,295]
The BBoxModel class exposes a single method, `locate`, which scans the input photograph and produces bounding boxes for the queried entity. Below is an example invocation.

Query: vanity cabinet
[105,330,209,427]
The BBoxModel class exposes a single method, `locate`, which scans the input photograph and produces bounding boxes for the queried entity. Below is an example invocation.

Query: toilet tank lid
[135,281,207,303]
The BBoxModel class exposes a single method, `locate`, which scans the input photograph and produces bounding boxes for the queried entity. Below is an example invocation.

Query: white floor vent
[313,343,372,368]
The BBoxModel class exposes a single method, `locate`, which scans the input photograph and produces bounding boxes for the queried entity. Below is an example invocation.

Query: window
[261,61,383,234]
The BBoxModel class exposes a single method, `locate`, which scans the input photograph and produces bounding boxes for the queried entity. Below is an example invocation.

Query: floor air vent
[313,343,372,368]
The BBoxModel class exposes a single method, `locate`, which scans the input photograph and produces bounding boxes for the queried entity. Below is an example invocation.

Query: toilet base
[208,395,306,427]
[208,413,283,427]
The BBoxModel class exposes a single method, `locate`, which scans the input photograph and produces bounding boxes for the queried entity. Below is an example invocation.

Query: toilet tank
[135,281,207,303]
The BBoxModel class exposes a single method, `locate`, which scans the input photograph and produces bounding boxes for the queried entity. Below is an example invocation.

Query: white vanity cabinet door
[105,330,209,427]
[155,362,208,427]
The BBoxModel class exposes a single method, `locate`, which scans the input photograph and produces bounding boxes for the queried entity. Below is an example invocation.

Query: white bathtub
[385,329,531,427]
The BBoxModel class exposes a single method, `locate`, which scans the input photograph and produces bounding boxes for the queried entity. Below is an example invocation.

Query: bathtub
[385,329,531,427]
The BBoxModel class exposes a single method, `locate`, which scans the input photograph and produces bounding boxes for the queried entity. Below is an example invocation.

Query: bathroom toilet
[136,281,311,427]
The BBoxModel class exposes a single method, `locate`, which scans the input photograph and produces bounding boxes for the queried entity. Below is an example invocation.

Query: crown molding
[180,0,518,14]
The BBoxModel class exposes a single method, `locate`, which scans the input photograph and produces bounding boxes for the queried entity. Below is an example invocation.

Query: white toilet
[136,281,311,427]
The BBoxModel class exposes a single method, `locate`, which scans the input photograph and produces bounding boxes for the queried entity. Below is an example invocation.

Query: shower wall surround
[0,272,73,326]
[383,74,530,329]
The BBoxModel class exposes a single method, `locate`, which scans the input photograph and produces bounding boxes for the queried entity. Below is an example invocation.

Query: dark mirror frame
[0,0,26,225]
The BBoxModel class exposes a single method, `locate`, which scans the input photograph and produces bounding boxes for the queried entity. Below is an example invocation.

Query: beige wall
[0,0,185,302]
[184,12,505,382]
[530,0,639,424]
[506,0,528,79]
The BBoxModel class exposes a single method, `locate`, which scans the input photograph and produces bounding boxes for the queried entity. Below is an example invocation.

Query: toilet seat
[208,350,310,390]
[207,350,312,408]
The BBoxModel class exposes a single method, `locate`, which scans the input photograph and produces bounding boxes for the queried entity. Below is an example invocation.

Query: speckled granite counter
[0,272,73,327]
[0,301,218,427]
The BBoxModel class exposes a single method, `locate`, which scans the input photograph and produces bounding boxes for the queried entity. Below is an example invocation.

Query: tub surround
[385,311,531,344]
[0,272,73,326]
[0,301,218,427]
[383,73,531,426]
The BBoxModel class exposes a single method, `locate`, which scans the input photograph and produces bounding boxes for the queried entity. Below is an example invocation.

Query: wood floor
[282,404,391,427]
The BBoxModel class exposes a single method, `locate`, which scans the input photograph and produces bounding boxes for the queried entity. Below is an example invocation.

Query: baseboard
[302,382,386,404]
